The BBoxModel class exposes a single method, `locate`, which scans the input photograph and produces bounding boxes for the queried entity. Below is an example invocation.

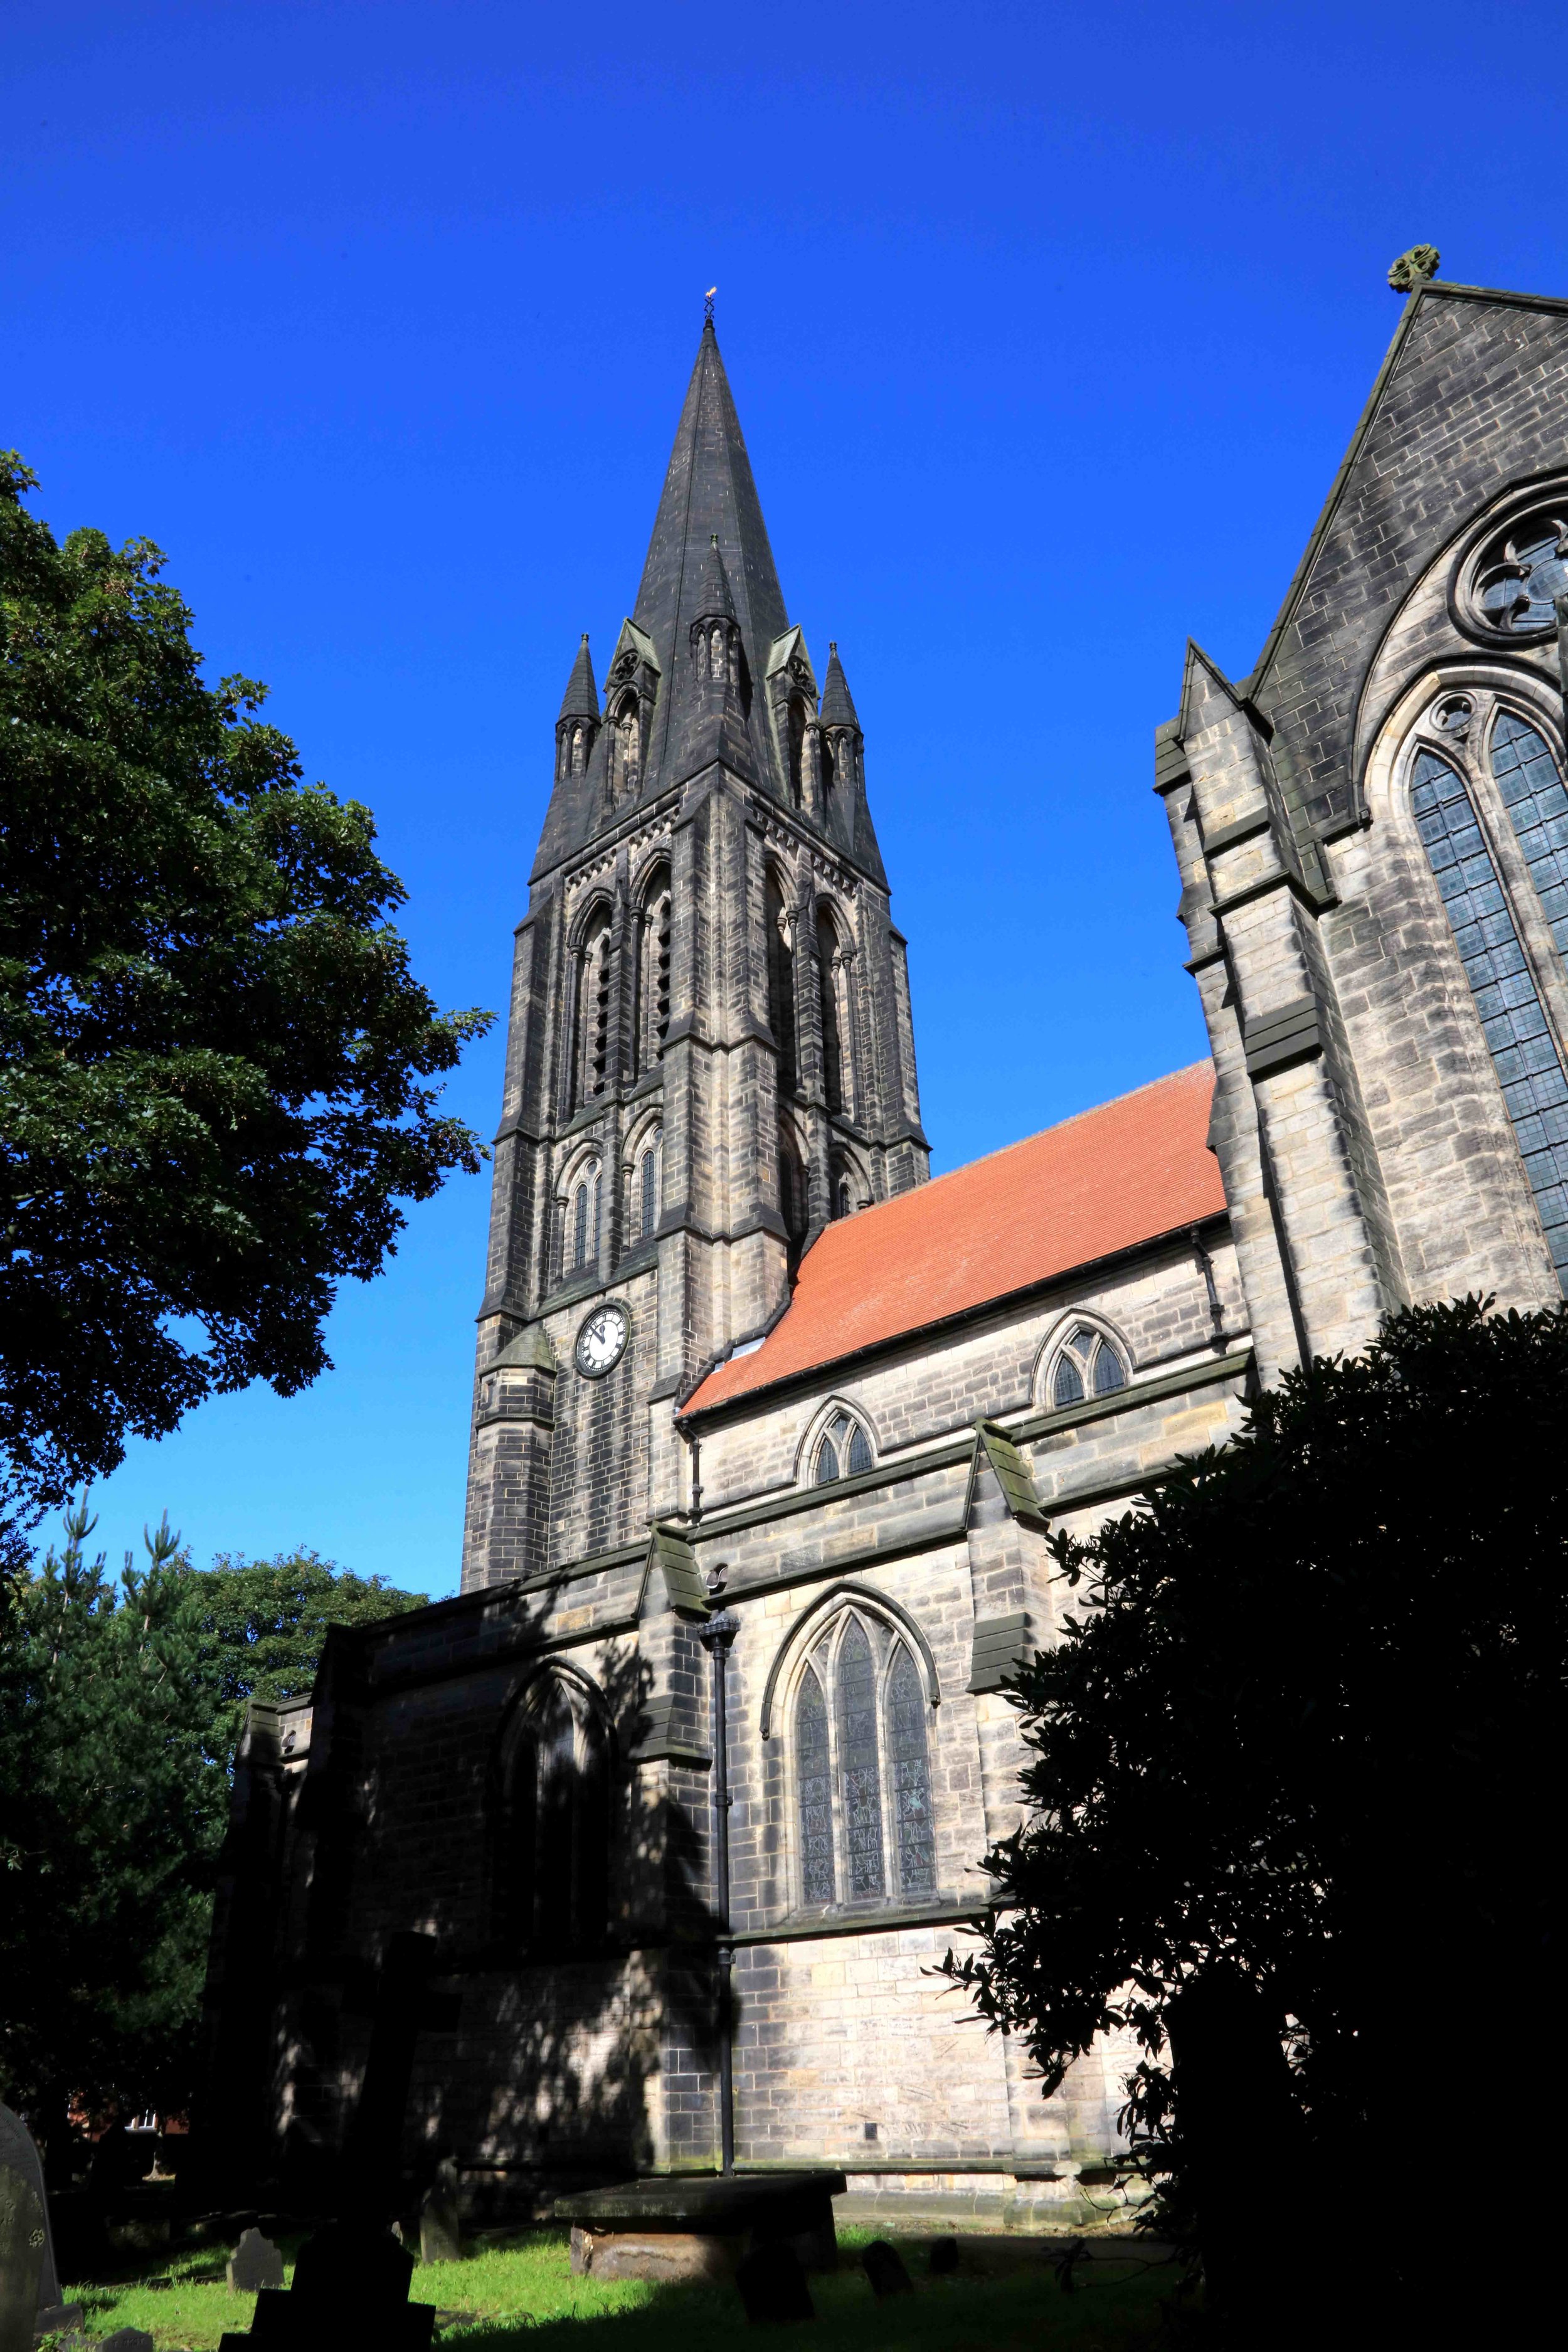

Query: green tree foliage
[182,1548,427,1762]
[944,1300,1564,2336]
[0,1506,226,2129]
[0,453,491,1540]
[0,1515,428,2134]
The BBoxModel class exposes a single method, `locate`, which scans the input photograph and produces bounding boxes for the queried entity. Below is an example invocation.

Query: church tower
[463,322,929,1591]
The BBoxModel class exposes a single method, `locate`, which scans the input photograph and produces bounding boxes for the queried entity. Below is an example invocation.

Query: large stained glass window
[886,1645,935,1895]
[1412,748,1568,1285]
[835,1619,886,1899]
[792,1613,938,1909]
[795,1665,835,1905]
[1490,711,1568,958]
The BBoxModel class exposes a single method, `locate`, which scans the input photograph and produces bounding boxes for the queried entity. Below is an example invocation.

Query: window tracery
[1410,741,1568,1282]
[813,1406,874,1484]
[1461,507,1568,640]
[1049,1323,1127,1408]
[788,1608,935,1910]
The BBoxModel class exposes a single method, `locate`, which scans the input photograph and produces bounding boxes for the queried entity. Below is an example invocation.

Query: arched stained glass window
[886,1645,935,1895]
[835,1619,886,1899]
[1050,1325,1127,1409]
[813,1408,874,1485]
[1412,748,1568,1283]
[795,1665,835,1905]
[1490,711,1568,958]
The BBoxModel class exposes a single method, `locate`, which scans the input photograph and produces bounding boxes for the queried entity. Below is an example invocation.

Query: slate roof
[557,633,600,722]
[820,642,860,728]
[529,321,889,887]
[682,1062,1226,1417]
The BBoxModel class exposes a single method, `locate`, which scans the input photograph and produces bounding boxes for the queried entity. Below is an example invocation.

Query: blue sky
[6,0,1560,1593]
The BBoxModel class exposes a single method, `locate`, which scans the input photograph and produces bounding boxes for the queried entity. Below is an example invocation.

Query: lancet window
[816,906,850,1116]
[787,696,807,808]
[609,694,641,800]
[637,872,672,1073]
[1411,731,1568,1283]
[567,1159,601,1276]
[635,1129,662,1244]
[790,1609,935,1909]
[1049,1323,1127,1408]
[573,908,614,1109]
[765,870,797,1093]
[494,1671,611,1955]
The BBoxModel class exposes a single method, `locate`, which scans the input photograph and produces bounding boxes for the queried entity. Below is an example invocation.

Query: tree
[182,1548,427,1764]
[0,453,491,1545]
[0,1507,227,2148]
[0,1518,429,2151]
[944,1299,1564,2339]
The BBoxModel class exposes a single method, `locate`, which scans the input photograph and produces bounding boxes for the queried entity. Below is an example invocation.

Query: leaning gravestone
[417,2159,462,2266]
[227,2228,286,2292]
[860,2239,913,2299]
[0,2166,46,2352]
[735,2239,814,2325]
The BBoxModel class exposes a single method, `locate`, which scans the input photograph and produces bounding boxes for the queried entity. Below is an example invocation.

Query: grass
[60,2225,1179,2351]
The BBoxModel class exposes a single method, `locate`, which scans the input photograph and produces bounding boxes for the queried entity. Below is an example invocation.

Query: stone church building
[203,258,1568,2227]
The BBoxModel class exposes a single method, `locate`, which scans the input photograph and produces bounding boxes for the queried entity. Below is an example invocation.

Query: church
[201,253,1568,2229]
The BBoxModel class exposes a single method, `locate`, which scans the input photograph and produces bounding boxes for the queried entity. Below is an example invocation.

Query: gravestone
[417,2159,462,2265]
[99,2331,156,2352]
[217,1932,448,2350]
[0,2104,61,2318]
[735,2240,813,2325]
[928,2235,960,2276]
[0,2167,46,2352]
[227,2228,286,2292]
[859,2240,913,2299]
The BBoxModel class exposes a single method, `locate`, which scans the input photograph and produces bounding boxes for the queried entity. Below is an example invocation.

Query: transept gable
[1234,277,1568,845]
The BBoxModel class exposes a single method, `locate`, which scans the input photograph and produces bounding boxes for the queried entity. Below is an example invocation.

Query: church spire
[633,320,788,785]
[557,632,599,721]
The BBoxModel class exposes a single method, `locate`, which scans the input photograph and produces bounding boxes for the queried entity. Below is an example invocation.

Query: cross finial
[704,285,717,321]
[1388,244,1440,294]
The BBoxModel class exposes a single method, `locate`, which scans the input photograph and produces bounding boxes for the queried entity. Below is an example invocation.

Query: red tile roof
[682,1063,1224,1417]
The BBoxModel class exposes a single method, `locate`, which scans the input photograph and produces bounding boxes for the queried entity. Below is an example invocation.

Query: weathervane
[704,285,717,321]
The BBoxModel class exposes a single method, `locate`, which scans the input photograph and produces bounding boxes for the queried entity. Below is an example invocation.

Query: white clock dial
[575,1302,629,1377]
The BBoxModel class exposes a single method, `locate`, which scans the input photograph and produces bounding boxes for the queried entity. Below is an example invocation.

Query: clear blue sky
[6,0,1559,1593]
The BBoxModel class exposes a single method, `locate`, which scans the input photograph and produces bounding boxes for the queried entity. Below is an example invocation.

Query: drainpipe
[697,1608,739,2175]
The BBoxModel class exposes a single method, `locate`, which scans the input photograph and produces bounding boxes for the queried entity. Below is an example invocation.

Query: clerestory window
[792,1612,935,1909]
[813,1407,874,1485]
[1049,1323,1127,1408]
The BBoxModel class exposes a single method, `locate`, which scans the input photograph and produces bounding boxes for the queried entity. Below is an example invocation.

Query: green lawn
[58,2225,1177,2351]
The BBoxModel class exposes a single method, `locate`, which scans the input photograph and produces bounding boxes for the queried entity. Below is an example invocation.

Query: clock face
[575,1301,630,1377]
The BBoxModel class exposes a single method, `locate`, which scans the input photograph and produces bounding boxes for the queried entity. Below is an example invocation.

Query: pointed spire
[633,322,788,781]
[694,534,738,623]
[820,641,860,729]
[557,633,600,722]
